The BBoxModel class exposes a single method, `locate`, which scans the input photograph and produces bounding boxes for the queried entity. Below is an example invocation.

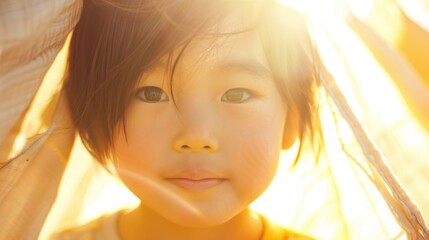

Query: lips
[166,178,226,191]
[165,168,226,191]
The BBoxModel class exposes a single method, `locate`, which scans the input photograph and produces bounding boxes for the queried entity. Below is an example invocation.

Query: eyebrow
[214,59,273,79]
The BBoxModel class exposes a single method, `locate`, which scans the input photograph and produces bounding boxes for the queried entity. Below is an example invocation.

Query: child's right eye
[135,86,169,103]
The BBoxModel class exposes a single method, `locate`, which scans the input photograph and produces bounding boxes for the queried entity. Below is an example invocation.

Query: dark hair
[66,0,323,165]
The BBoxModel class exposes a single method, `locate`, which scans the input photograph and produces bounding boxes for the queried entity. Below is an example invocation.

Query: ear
[282,106,299,150]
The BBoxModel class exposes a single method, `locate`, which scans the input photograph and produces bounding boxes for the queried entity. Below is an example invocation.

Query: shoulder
[260,214,316,240]
[49,211,122,240]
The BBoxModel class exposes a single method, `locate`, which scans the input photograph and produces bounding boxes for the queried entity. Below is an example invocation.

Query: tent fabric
[0,0,82,239]
[1,0,428,239]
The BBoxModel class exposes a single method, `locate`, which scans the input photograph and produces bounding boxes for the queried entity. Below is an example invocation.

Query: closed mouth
[165,178,226,191]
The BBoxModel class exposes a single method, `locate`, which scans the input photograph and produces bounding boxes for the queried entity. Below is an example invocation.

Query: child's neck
[118,205,263,240]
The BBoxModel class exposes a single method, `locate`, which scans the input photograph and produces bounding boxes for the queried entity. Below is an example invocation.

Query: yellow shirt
[259,214,314,240]
[50,211,314,240]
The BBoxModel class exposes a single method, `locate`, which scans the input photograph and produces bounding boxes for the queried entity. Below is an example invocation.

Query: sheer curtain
[1,0,428,239]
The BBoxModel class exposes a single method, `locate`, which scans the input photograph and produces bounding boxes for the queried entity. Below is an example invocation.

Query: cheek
[113,108,173,203]
[113,105,171,175]
[226,108,285,198]
[239,122,282,180]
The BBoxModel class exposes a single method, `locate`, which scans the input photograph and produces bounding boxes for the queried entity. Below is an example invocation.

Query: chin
[158,204,238,228]
[169,210,231,228]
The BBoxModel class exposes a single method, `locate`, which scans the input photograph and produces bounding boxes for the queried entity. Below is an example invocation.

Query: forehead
[181,3,268,69]
[142,30,271,82]
[186,31,268,69]
[140,1,275,82]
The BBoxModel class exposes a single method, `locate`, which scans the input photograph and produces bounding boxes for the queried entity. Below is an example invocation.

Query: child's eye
[136,86,169,103]
[221,88,252,103]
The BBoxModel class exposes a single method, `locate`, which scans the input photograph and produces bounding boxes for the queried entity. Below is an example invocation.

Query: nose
[172,109,219,153]
[173,126,219,153]
[173,139,218,153]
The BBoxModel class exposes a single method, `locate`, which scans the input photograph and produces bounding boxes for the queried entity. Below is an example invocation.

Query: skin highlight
[113,32,289,239]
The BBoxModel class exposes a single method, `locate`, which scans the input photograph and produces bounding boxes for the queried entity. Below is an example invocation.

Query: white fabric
[0,0,82,239]
[1,0,428,239]
[49,211,122,240]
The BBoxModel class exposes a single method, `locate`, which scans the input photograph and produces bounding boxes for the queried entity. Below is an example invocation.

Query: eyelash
[135,86,169,103]
[135,87,254,104]
[221,88,253,104]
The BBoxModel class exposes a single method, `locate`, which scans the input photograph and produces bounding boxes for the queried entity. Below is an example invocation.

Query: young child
[53,0,323,239]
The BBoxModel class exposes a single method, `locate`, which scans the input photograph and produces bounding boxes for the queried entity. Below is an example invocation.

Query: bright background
[38,0,429,239]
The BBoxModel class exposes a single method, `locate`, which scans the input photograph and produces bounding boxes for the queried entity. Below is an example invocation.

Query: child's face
[114,30,289,227]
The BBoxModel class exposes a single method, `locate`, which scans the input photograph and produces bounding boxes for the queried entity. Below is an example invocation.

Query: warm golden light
[40,1,429,239]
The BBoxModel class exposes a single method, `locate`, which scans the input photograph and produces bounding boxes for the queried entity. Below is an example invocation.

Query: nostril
[181,145,191,150]
[179,144,212,152]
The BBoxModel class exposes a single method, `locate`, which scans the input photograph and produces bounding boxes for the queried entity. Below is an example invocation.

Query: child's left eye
[221,88,252,103]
